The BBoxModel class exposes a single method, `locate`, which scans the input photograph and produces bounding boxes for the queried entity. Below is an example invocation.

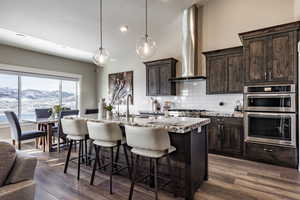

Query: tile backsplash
[114,81,243,114]
[153,81,243,112]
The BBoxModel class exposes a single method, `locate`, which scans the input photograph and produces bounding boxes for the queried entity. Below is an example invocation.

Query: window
[62,80,78,109]
[0,70,79,123]
[21,76,60,120]
[0,74,18,122]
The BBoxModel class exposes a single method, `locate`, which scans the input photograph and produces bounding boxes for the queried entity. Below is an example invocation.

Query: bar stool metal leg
[154,158,158,200]
[123,144,131,179]
[110,147,114,194]
[149,158,154,187]
[129,155,140,200]
[85,139,88,166]
[90,144,100,185]
[64,140,73,174]
[77,140,82,180]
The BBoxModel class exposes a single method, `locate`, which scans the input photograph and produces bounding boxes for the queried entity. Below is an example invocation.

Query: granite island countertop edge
[76,117,211,134]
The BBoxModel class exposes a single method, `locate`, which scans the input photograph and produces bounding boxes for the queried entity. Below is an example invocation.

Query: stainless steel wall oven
[244,84,296,147]
[244,112,296,147]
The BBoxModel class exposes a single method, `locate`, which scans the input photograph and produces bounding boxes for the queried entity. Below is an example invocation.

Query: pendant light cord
[145,0,148,38]
[100,0,103,49]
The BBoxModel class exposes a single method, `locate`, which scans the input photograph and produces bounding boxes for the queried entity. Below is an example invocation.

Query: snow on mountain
[0,87,74,100]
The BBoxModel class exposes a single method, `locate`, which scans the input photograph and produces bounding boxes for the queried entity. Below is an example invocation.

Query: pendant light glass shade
[136,35,156,59]
[93,47,110,66]
[136,0,157,60]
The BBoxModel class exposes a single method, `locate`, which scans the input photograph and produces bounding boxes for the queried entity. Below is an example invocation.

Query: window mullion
[18,76,21,119]
[59,80,62,106]
[76,82,79,109]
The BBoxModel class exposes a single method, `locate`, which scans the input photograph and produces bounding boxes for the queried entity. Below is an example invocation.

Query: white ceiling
[0,0,203,64]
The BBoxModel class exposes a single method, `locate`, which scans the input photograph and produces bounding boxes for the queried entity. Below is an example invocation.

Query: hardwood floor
[21,143,300,200]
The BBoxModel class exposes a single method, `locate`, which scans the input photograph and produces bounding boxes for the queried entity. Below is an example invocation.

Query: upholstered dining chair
[4,111,47,151]
[34,108,52,120]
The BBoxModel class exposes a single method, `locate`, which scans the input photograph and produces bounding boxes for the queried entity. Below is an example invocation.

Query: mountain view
[0,87,76,121]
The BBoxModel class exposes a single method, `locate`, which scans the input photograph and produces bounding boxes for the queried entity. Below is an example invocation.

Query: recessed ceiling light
[120,25,128,33]
[16,33,25,37]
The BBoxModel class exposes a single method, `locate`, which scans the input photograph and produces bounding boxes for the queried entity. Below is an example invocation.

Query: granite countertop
[86,116,211,134]
[139,110,244,118]
[200,111,244,118]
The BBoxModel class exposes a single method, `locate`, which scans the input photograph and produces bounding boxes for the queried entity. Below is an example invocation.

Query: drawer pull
[263,149,273,152]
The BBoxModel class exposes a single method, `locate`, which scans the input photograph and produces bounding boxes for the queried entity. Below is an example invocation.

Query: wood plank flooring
[20,143,300,200]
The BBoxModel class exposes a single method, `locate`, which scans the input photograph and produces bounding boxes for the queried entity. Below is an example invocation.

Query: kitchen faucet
[126,94,132,122]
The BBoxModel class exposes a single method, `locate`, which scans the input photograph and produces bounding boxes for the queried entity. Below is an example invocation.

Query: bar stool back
[61,118,88,180]
[88,122,123,146]
[87,121,131,194]
[125,125,176,200]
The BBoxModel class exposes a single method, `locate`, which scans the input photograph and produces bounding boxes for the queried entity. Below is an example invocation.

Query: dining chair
[4,111,47,151]
[87,121,131,194]
[35,108,52,119]
[125,125,176,200]
[54,110,79,152]
[34,108,53,148]
[61,118,88,180]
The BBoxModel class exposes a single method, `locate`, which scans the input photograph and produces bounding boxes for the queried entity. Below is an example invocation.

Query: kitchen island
[87,116,211,200]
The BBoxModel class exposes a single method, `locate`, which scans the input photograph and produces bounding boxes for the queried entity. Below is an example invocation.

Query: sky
[0,73,76,91]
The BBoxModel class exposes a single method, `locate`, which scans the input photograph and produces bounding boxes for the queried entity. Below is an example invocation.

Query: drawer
[245,142,297,168]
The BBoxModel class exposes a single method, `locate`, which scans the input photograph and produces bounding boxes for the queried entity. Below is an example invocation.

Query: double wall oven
[244,84,296,147]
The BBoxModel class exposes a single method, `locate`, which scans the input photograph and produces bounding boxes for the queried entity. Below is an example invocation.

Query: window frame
[0,64,81,125]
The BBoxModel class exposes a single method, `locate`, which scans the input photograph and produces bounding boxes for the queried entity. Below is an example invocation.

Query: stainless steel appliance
[244,112,296,147]
[244,84,296,112]
[244,84,297,147]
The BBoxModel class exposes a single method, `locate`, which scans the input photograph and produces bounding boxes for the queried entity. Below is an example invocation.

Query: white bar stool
[125,125,176,200]
[87,121,131,194]
[61,118,89,180]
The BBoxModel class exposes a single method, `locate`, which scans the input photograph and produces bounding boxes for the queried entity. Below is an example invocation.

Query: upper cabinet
[144,58,177,96]
[239,21,300,85]
[203,46,244,94]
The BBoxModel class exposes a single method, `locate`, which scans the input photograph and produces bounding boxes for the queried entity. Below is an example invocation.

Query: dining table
[24,118,58,152]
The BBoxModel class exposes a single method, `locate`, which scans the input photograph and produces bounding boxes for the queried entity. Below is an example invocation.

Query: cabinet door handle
[269,72,272,80]
[263,148,273,152]
[264,72,267,80]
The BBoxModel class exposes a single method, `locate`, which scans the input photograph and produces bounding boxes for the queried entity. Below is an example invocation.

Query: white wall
[97,0,295,113]
[295,0,300,20]
[0,44,97,140]
[202,0,294,51]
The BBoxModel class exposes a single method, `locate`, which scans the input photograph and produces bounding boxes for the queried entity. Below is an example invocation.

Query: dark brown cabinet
[222,118,244,156]
[207,117,244,157]
[245,142,298,168]
[207,117,222,152]
[203,46,244,94]
[147,67,160,96]
[239,21,300,84]
[145,58,177,96]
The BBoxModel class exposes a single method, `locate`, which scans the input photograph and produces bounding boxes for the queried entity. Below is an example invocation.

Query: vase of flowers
[104,104,113,120]
[51,105,63,118]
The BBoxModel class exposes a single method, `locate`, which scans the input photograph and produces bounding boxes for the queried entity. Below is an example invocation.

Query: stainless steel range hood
[169,5,206,82]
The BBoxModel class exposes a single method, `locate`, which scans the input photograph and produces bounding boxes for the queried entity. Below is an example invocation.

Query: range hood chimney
[169,5,206,82]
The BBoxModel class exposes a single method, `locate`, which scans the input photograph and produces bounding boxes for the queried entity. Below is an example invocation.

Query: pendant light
[136,0,157,60]
[93,0,109,66]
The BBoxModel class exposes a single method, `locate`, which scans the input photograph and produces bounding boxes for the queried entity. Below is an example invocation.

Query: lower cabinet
[207,117,243,157]
[245,142,298,168]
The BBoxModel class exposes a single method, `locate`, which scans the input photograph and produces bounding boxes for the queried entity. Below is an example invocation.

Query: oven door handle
[245,94,294,98]
[263,148,273,153]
